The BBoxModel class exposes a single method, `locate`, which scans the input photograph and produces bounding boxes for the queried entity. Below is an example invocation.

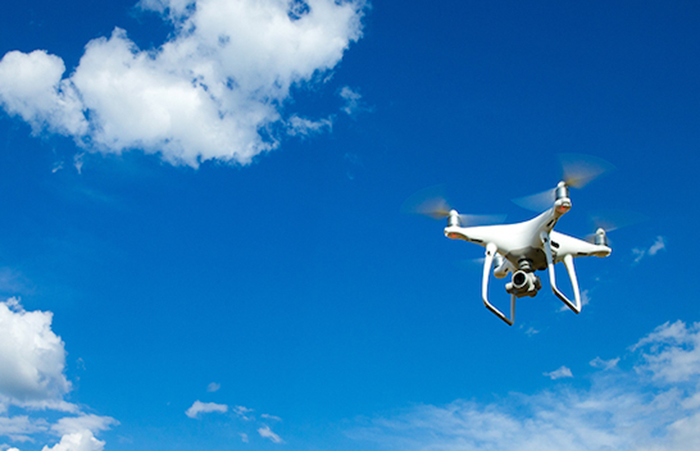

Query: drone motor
[594,228,608,246]
[555,181,570,201]
[447,210,460,227]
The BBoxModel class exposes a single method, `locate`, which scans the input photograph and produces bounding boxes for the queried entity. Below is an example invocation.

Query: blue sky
[0,1,698,450]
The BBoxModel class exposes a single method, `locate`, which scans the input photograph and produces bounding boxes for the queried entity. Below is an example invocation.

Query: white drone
[413,155,614,326]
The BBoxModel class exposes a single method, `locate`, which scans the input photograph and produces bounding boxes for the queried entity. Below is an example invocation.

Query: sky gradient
[0,1,698,450]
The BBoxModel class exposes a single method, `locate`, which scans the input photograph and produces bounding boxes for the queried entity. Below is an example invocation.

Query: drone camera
[513,271,527,287]
[506,270,541,298]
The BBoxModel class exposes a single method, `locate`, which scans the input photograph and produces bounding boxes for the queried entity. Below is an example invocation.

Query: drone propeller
[512,154,615,211]
[559,153,615,189]
[402,185,506,226]
[585,210,648,245]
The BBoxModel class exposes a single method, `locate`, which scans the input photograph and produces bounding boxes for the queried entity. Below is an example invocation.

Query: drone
[411,155,614,325]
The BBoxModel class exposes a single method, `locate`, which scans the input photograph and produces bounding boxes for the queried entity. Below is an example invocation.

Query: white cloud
[633,236,666,264]
[339,85,371,118]
[0,299,114,451]
[260,413,282,422]
[51,415,118,437]
[543,366,573,380]
[0,0,366,167]
[41,431,105,451]
[0,416,48,442]
[339,86,365,116]
[0,51,87,137]
[206,382,220,393]
[589,357,620,370]
[349,321,700,451]
[233,405,255,421]
[0,298,71,407]
[258,425,284,444]
[648,236,666,256]
[185,400,228,418]
[286,115,333,137]
[520,325,540,336]
[239,432,249,443]
[632,320,700,384]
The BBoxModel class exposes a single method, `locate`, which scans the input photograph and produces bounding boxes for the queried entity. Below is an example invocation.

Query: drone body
[443,181,611,325]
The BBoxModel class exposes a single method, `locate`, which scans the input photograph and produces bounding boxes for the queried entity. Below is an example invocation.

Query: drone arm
[482,243,515,326]
[541,232,581,314]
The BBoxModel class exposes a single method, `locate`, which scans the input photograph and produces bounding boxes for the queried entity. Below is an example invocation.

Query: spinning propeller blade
[512,154,615,211]
[402,185,506,225]
[455,213,508,226]
[585,210,648,244]
[589,210,647,233]
[559,153,615,189]
[512,188,556,212]
[401,185,451,219]
[415,196,452,220]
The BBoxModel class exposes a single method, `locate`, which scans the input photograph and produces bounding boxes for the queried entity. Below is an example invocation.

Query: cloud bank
[0,0,365,167]
[0,299,116,451]
[0,298,71,410]
[350,320,700,451]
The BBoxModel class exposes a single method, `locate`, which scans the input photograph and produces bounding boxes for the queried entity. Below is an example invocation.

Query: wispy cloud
[286,115,333,138]
[0,269,33,298]
[631,320,700,383]
[0,0,366,167]
[206,382,220,393]
[344,152,363,180]
[182,397,282,445]
[520,325,540,336]
[185,401,228,419]
[258,425,284,444]
[261,414,282,422]
[633,236,666,264]
[233,405,255,421]
[349,320,700,450]
[339,86,369,117]
[589,357,620,370]
[50,415,118,437]
[543,365,574,380]
[0,415,48,443]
